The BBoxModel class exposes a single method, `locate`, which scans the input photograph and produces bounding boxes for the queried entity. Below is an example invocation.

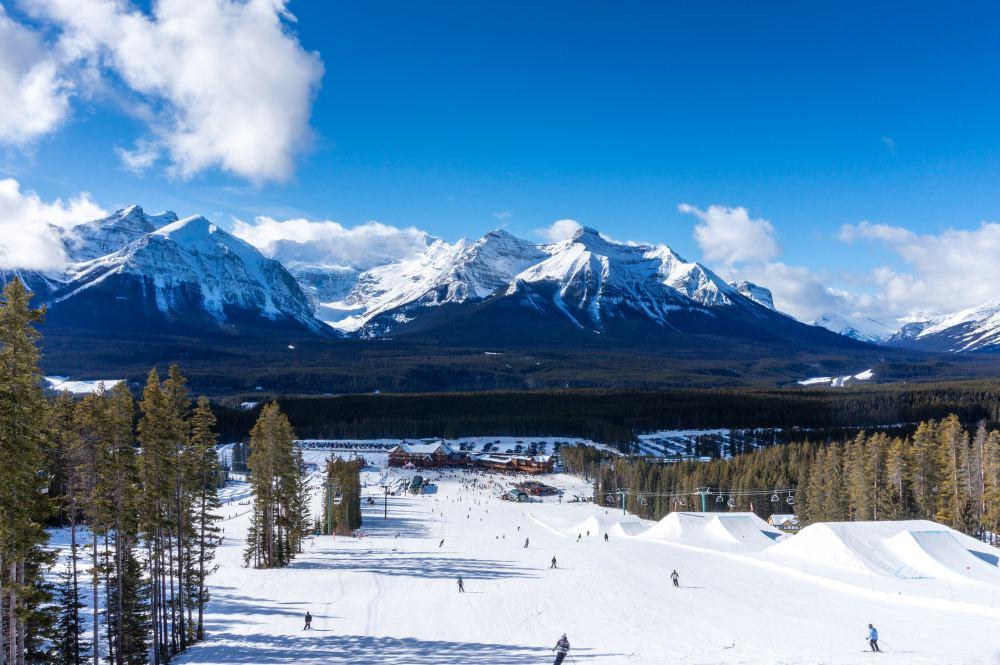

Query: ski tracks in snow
[365,570,385,635]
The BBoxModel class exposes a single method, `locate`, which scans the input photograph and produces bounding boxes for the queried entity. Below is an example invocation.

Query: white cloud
[493,210,512,221]
[29,0,324,182]
[115,139,160,174]
[881,136,896,154]
[680,203,780,267]
[839,219,1000,316]
[536,219,582,243]
[0,178,106,269]
[0,6,72,145]
[232,216,431,270]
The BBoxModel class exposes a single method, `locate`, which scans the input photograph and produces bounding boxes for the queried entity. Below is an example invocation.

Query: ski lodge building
[387,441,555,474]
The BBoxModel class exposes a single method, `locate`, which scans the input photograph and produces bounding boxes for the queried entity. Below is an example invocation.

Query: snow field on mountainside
[171,453,1000,665]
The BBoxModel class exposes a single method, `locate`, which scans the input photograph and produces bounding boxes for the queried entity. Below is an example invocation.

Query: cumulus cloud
[232,216,431,270]
[0,178,106,269]
[680,203,780,267]
[27,0,323,182]
[839,219,1000,316]
[536,219,582,243]
[0,6,73,145]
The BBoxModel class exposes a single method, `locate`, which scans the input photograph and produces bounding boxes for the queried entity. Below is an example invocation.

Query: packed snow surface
[44,376,124,394]
[173,455,999,664]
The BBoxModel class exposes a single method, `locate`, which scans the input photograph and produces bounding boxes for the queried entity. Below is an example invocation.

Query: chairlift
[786,494,795,505]
[726,497,735,508]
[770,493,780,502]
[715,494,724,503]
[638,496,647,506]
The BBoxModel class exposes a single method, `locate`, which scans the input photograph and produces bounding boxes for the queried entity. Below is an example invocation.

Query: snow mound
[640,512,783,551]
[766,520,1000,581]
[566,513,643,537]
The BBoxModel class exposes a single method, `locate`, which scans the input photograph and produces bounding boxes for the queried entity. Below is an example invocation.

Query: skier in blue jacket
[867,624,880,652]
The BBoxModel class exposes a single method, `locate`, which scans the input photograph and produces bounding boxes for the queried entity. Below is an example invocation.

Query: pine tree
[187,396,221,641]
[53,553,88,665]
[0,278,54,665]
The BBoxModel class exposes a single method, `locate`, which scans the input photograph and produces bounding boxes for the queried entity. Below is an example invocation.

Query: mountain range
[3,206,998,389]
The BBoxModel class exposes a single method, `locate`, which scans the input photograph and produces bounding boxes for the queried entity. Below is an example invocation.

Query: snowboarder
[551,556,557,569]
[576,533,581,542]
[303,611,312,630]
[524,538,530,548]
[457,576,465,593]
[604,533,609,542]
[552,633,570,665]
[439,539,445,548]
[868,624,880,652]
[670,570,679,588]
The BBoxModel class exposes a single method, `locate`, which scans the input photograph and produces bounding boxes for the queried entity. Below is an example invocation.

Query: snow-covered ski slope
[178,455,1000,664]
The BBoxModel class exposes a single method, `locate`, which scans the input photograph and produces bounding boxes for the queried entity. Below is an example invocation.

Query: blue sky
[2,0,1000,321]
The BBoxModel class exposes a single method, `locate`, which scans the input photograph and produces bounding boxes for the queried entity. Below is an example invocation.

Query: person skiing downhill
[303,611,312,630]
[524,538,530,548]
[457,576,465,593]
[552,634,570,665]
[604,533,609,542]
[868,624,880,652]
[550,556,557,569]
[439,539,445,548]
[670,570,679,588]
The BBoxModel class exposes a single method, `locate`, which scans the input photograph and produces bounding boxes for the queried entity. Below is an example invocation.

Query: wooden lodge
[387,441,555,474]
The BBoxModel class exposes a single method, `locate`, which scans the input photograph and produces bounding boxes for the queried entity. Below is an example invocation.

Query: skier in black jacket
[552,634,570,665]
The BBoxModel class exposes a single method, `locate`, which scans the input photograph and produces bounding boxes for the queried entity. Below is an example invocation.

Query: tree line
[0,279,224,665]
[562,415,1000,543]
[212,383,1000,449]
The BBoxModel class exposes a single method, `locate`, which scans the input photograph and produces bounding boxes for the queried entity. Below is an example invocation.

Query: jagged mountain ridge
[11,206,327,337]
[884,302,1000,352]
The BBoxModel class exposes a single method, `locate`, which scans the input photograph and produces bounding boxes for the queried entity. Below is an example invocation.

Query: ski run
[100,449,1000,665]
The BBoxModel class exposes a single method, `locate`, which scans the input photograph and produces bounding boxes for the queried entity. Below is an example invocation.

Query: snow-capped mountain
[315,225,859,352]
[61,205,179,261]
[810,312,894,344]
[884,302,1000,352]
[33,211,327,336]
[328,229,548,334]
[730,280,776,311]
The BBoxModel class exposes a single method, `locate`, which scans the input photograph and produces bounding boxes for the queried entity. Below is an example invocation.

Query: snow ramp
[705,514,785,549]
[640,512,781,551]
[885,530,1000,584]
[567,514,644,538]
[765,520,1000,582]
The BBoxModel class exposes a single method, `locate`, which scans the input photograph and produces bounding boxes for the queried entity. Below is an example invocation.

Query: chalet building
[387,441,556,474]
[387,442,464,468]
[768,514,801,533]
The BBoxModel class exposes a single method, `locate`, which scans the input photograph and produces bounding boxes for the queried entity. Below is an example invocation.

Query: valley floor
[176,455,999,665]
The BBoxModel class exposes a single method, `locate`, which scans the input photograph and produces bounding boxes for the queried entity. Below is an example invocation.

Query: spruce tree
[0,278,54,665]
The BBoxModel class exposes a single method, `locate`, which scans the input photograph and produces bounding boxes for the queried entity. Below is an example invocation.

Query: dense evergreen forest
[0,279,227,664]
[561,415,1000,544]
[213,383,1000,448]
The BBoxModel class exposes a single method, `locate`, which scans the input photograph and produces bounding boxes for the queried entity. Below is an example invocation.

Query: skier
[604,533,609,542]
[439,538,445,548]
[867,624,880,652]
[576,533,581,542]
[670,570,679,588]
[524,537,530,548]
[457,576,465,593]
[303,611,312,630]
[552,633,570,665]
[551,556,558,569]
